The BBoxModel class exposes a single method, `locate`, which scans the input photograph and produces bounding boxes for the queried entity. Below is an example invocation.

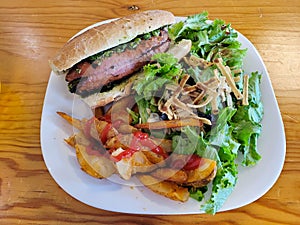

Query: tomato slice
[183,154,202,171]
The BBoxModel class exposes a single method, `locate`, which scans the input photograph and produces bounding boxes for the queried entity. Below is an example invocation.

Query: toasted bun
[49,10,175,74]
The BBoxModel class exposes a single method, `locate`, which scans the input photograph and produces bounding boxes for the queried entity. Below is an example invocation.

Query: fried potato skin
[137,174,190,202]
[57,111,218,203]
[75,143,116,178]
[184,159,217,187]
[115,151,157,180]
[150,168,188,183]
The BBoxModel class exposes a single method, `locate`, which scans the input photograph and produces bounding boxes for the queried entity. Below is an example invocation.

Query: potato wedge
[142,151,166,165]
[150,168,188,183]
[76,144,116,179]
[57,111,82,130]
[64,134,76,148]
[115,151,157,180]
[137,174,189,202]
[69,132,116,179]
[184,158,217,187]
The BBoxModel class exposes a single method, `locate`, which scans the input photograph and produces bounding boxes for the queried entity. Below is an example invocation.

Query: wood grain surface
[0,0,299,224]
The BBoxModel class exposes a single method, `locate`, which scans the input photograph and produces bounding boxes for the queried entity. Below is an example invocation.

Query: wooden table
[1,1,299,224]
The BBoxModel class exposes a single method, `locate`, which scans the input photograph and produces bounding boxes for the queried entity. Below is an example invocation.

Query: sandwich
[52,10,265,214]
[49,10,175,108]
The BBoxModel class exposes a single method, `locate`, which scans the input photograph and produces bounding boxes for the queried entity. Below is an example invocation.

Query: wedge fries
[76,143,116,179]
[57,110,217,204]
[150,168,188,183]
[66,132,116,178]
[137,174,190,202]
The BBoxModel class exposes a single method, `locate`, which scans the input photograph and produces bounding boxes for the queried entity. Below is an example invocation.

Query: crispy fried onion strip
[176,55,249,114]
[158,74,212,122]
[158,72,230,117]
[135,117,207,129]
[214,57,243,100]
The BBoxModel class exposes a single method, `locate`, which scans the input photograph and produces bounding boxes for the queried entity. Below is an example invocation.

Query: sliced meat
[66,30,171,95]
[66,61,91,82]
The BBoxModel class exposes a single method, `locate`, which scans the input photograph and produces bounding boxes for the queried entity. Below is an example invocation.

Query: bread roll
[49,10,175,74]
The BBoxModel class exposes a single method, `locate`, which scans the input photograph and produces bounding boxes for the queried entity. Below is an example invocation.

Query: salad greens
[134,53,183,123]
[134,53,182,101]
[132,11,264,214]
[168,11,247,70]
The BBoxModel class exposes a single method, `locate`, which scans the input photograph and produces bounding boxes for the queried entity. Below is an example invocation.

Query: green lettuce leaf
[168,11,247,70]
[135,97,149,124]
[248,71,264,123]
[199,107,239,214]
[230,72,264,166]
[189,186,208,202]
[201,162,237,214]
[233,121,262,166]
[168,11,209,40]
[171,126,220,163]
[132,53,182,100]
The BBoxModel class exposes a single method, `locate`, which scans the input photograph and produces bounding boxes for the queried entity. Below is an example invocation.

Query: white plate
[40,17,286,214]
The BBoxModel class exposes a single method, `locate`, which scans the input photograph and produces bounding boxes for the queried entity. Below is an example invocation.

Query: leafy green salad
[129,11,264,214]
